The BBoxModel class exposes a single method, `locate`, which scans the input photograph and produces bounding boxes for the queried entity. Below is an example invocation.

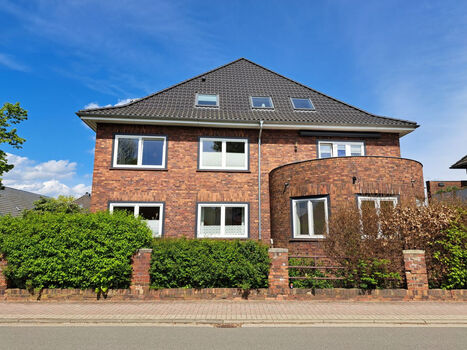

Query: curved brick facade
[269,156,424,254]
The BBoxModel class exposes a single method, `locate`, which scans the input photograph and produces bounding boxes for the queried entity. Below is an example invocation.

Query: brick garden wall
[91,123,401,243]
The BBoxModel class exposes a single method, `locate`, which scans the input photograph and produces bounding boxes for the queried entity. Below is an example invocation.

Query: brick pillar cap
[403,249,425,254]
[138,248,153,253]
[269,248,288,253]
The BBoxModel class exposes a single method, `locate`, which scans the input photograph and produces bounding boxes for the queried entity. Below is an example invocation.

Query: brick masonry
[0,256,7,290]
[403,250,429,298]
[269,156,425,254]
[130,248,152,294]
[268,248,289,295]
[91,123,402,244]
[426,180,467,198]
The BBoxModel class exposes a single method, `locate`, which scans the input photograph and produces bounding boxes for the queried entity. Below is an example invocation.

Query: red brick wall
[426,180,467,197]
[269,156,424,254]
[91,123,402,242]
[0,256,7,290]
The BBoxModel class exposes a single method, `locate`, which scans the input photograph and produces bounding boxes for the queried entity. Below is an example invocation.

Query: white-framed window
[357,196,398,237]
[291,97,315,110]
[113,134,167,168]
[197,203,248,238]
[292,197,329,238]
[199,137,248,170]
[196,93,219,107]
[109,202,164,237]
[250,96,274,109]
[318,141,364,158]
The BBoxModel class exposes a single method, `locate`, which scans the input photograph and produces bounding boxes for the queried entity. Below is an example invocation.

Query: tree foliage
[25,196,83,215]
[0,102,28,188]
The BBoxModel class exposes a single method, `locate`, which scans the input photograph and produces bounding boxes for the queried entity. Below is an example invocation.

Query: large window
[196,93,219,107]
[292,197,328,238]
[291,98,315,110]
[197,203,248,238]
[109,202,164,237]
[318,141,364,158]
[199,137,248,170]
[113,135,167,168]
[250,96,274,109]
[357,196,398,236]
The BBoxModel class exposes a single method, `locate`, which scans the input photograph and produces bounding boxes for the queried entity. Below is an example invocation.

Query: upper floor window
[318,141,364,158]
[251,96,273,109]
[291,98,315,110]
[199,137,248,170]
[113,134,167,168]
[196,93,219,107]
[292,197,329,239]
[110,202,164,237]
[197,203,248,238]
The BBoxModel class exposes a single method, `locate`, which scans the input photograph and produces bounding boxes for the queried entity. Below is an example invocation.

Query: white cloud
[83,98,137,110]
[114,98,138,106]
[3,153,91,198]
[0,52,29,72]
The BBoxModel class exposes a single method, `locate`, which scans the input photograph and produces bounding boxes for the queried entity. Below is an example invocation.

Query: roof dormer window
[291,98,315,110]
[251,96,273,109]
[196,93,219,107]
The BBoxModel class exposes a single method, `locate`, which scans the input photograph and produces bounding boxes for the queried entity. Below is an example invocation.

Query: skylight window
[291,98,315,110]
[196,93,219,107]
[251,96,273,109]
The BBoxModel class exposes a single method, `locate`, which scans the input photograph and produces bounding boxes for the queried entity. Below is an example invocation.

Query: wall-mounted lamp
[283,182,290,193]
[294,142,298,153]
[411,179,416,188]
[352,176,357,184]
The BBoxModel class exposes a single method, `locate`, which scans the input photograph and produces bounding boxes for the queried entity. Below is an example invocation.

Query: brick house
[77,58,424,254]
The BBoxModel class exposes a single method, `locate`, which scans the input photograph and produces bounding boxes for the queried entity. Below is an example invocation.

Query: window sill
[289,237,325,242]
[197,237,249,240]
[197,169,251,173]
[109,167,168,171]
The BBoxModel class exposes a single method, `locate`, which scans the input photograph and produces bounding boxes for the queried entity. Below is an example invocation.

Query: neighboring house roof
[77,58,418,135]
[0,187,44,217]
[450,155,467,169]
[74,192,91,210]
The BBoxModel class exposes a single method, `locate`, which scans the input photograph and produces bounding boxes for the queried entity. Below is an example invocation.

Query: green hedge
[150,238,270,289]
[0,211,152,290]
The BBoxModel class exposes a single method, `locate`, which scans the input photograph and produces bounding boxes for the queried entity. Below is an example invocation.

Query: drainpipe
[258,120,264,241]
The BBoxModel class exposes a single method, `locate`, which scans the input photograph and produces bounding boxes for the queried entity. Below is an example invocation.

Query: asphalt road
[0,326,466,350]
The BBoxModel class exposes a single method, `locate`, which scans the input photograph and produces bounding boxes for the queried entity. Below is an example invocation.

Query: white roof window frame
[291,196,329,239]
[112,134,167,169]
[195,93,219,108]
[196,202,249,239]
[317,140,365,159]
[250,96,274,110]
[198,137,249,171]
[290,97,315,111]
[109,202,164,237]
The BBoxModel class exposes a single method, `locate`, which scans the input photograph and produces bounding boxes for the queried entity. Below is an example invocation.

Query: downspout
[258,120,264,241]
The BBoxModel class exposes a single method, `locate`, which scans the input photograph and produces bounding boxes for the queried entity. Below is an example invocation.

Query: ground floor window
[291,197,329,238]
[357,196,398,236]
[197,203,248,238]
[109,202,163,237]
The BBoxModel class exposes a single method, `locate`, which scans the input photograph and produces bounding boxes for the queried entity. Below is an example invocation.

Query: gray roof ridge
[0,186,46,197]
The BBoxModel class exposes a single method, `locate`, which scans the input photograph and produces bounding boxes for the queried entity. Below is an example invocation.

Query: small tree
[0,102,28,188]
[26,196,83,215]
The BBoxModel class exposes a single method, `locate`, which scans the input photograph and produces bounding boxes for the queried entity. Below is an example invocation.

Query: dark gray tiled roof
[0,187,44,217]
[450,155,467,169]
[77,58,418,128]
[74,193,91,210]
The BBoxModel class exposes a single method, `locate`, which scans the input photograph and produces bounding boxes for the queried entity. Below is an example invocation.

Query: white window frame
[250,96,274,109]
[357,196,398,237]
[290,97,315,110]
[195,93,219,107]
[109,202,164,237]
[197,203,248,238]
[318,141,365,158]
[199,137,248,170]
[113,134,167,168]
[292,197,329,239]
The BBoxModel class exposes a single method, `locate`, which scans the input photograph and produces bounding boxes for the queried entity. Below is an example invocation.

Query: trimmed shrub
[0,211,152,290]
[150,238,269,289]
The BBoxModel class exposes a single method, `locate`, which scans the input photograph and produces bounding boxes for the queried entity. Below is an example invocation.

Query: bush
[288,258,334,289]
[150,238,269,289]
[324,199,466,289]
[0,211,152,290]
[25,196,83,215]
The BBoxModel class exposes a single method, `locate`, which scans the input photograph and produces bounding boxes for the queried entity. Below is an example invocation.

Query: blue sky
[1,0,466,197]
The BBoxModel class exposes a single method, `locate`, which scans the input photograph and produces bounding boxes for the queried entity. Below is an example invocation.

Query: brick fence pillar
[130,248,152,294]
[0,256,7,290]
[403,250,429,297]
[268,248,289,295]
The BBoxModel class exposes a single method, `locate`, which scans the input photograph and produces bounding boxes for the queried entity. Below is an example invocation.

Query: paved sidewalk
[1,301,466,326]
